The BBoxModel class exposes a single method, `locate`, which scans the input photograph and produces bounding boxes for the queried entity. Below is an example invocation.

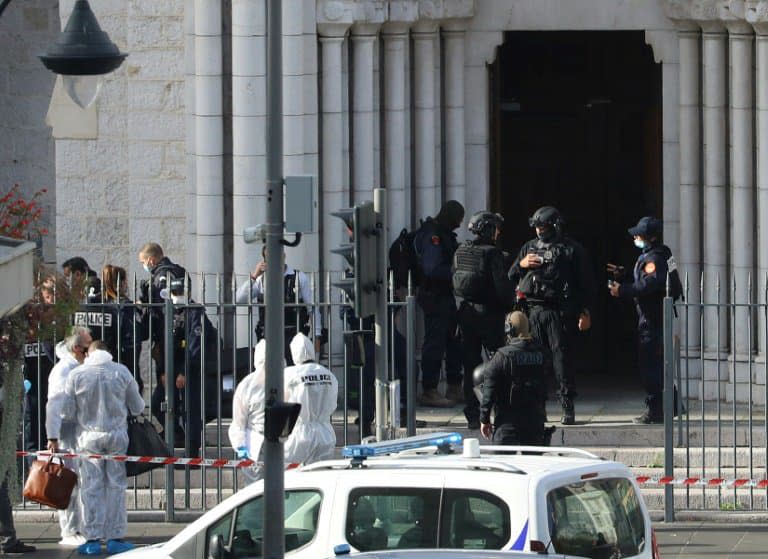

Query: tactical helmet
[528,206,563,229]
[468,211,504,240]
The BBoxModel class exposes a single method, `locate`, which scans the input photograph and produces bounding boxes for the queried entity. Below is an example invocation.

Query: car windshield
[547,478,646,559]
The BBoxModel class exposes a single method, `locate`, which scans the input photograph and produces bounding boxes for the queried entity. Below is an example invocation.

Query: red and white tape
[16,450,299,470]
[635,476,768,489]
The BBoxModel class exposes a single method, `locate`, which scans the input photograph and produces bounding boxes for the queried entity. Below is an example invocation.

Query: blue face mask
[633,239,646,250]
[143,263,151,274]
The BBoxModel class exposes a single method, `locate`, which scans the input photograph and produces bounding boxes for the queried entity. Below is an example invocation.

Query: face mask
[536,228,555,242]
[634,239,646,250]
[143,263,151,274]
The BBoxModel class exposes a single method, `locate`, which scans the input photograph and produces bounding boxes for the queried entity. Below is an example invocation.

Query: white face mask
[634,239,646,250]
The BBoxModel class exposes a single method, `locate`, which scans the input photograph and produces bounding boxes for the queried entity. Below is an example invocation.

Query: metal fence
[664,274,768,518]
[18,271,418,519]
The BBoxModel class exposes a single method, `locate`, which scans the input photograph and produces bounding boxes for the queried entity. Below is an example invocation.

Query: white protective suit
[228,340,268,481]
[44,341,84,538]
[283,334,338,465]
[61,349,145,542]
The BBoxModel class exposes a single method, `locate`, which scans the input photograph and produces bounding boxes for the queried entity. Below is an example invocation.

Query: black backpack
[389,227,421,290]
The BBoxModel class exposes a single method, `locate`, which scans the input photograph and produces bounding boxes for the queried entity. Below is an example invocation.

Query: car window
[439,490,510,549]
[547,478,646,559]
[346,488,441,551]
[205,510,233,557]
[206,490,322,558]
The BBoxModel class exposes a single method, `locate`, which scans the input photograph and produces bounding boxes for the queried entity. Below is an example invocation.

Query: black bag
[126,415,172,477]
[389,227,421,290]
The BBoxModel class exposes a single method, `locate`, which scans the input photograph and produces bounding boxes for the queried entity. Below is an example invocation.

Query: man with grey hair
[45,326,91,547]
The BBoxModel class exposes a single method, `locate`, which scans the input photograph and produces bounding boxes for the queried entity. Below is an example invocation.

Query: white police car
[116,433,660,559]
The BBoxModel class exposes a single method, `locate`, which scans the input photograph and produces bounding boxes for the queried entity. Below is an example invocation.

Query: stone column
[185,0,197,280]
[382,22,411,238]
[232,0,266,283]
[727,21,755,355]
[319,25,350,274]
[442,21,467,212]
[701,23,728,352]
[351,25,379,202]
[749,10,768,354]
[677,25,702,353]
[194,0,224,278]
[412,20,439,218]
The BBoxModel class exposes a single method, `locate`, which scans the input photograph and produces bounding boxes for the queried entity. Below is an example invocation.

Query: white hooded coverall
[60,349,145,542]
[228,340,268,482]
[283,334,338,465]
[45,341,84,538]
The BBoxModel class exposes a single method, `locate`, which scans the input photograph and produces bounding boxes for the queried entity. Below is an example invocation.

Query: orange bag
[22,456,77,510]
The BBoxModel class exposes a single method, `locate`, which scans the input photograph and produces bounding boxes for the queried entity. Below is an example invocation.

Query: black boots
[560,397,575,425]
[633,396,663,424]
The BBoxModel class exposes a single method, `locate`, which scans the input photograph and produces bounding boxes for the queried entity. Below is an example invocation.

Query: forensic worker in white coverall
[228,340,273,482]
[283,333,338,465]
[45,326,91,548]
[54,340,145,556]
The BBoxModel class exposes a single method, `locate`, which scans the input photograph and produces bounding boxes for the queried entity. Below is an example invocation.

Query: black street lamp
[38,0,127,108]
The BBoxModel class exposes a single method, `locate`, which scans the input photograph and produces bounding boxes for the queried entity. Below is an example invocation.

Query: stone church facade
[4,0,768,401]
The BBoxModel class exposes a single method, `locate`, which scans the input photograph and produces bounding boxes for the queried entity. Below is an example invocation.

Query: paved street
[10,520,768,558]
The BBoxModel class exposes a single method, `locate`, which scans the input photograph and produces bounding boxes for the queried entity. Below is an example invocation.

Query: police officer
[608,216,681,424]
[414,200,465,407]
[453,211,517,429]
[235,244,321,365]
[508,206,594,425]
[477,311,549,445]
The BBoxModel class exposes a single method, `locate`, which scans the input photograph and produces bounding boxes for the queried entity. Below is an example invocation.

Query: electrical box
[284,175,315,233]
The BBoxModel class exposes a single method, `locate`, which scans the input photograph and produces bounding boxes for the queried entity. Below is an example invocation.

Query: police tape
[16,450,300,470]
[634,476,768,488]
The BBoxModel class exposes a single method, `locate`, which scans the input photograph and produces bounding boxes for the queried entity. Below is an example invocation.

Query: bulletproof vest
[518,239,574,302]
[498,341,546,402]
[257,272,310,330]
[452,242,496,303]
[73,303,118,348]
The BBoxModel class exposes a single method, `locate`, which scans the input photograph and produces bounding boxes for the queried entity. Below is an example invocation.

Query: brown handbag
[22,456,78,510]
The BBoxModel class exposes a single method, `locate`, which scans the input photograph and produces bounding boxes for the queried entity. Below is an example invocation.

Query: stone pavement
[11,521,768,558]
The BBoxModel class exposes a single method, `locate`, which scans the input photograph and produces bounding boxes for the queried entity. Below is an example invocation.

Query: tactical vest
[498,342,546,403]
[517,240,574,302]
[452,242,496,304]
[257,272,310,331]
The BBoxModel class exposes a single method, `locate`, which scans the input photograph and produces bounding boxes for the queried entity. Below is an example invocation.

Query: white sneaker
[59,534,87,547]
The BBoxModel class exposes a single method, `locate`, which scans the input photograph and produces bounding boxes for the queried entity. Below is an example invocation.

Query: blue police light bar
[342,432,463,458]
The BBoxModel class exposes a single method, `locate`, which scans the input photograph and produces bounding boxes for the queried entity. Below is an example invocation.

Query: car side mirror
[209,534,229,559]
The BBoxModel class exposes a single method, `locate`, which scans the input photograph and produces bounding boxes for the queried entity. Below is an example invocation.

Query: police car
[116,433,660,559]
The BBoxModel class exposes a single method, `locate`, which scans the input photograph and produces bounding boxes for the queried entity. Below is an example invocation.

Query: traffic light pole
[264,0,285,558]
[374,189,389,441]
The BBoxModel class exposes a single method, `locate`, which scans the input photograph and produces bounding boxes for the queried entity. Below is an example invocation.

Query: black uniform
[453,239,517,424]
[22,339,54,451]
[508,235,593,402]
[74,300,147,391]
[479,338,549,445]
[142,257,188,376]
[151,305,218,457]
[616,242,671,419]
[255,271,311,366]
[414,217,462,390]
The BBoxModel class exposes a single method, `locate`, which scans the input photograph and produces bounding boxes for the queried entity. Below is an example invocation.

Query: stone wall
[54,0,185,276]
[0,0,58,262]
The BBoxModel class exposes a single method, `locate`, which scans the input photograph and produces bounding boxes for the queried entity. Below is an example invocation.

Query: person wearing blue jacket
[608,216,674,424]
[413,200,464,407]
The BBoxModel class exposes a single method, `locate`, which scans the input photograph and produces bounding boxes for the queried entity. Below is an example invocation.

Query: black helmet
[528,206,563,229]
[468,211,504,240]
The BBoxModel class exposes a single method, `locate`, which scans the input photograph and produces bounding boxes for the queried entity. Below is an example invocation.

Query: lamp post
[38,0,127,108]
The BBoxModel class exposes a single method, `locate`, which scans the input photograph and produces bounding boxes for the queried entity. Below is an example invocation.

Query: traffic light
[332,201,378,317]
